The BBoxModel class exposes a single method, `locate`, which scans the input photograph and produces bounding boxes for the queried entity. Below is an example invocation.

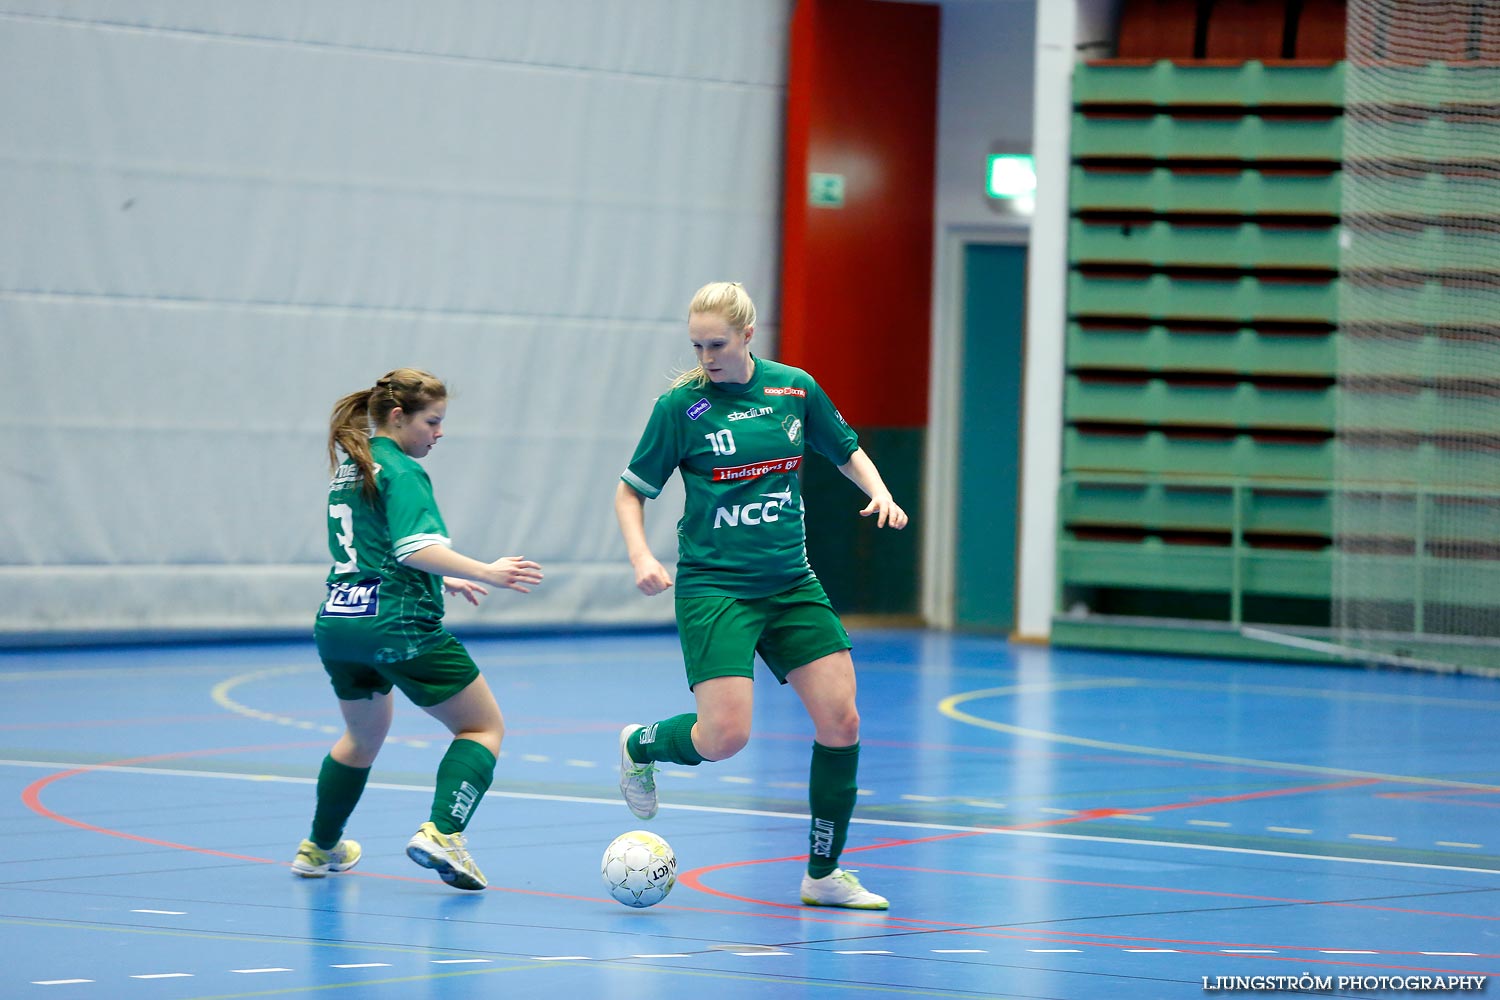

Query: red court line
[20,748,1499,971]
[678,777,1409,906]
[20,743,335,862]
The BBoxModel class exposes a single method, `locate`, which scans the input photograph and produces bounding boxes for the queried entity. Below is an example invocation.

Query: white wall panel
[0,1,789,641]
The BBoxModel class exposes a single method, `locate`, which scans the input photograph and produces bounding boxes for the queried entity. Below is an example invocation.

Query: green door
[956,242,1027,631]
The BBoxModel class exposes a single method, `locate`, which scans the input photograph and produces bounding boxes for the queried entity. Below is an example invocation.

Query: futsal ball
[601,830,677,908]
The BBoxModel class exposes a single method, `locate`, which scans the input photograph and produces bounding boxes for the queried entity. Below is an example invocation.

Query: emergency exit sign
[809,172,845,208]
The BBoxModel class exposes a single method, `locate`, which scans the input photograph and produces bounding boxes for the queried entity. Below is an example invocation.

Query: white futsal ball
[601,830,677,908]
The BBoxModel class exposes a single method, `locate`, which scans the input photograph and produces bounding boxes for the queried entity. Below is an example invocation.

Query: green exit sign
[986,154,1036,199]
[809,172,845,208]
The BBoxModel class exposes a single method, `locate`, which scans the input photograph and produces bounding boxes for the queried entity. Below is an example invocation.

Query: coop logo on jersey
[727,405,773,421]
[713,490,794,528]
[763,386,806,397]
[686,398,711,420]
[712,456,802,482]
[320,578,380,617]
[782,415,802,444]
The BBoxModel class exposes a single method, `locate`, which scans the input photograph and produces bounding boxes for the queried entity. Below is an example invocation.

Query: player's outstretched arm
[403,544,545,594]
[615,481,673,596]
[837,447,909,530]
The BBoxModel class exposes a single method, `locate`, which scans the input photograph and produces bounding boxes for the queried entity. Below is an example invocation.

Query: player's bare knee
[699,725,750,761]
[458,730,502,758]
[822,706,860,747]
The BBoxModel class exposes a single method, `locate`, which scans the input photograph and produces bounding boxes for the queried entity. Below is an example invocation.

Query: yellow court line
[939,683,1500,792]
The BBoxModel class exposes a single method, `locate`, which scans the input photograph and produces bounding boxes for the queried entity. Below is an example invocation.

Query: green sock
[807,741,859,879]
[309,755,370,850]
[630,714,705,766]
[430,738,496,834]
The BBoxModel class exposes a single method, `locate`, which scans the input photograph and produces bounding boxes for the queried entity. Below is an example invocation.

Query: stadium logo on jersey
[764,386,807,397]
[782,415,802,444]
[320,578,380,617]
[727,405,773,422]
[712,456,802,482]
[713,490,794,528]
[686,398,712,420]
[449,781,480,824]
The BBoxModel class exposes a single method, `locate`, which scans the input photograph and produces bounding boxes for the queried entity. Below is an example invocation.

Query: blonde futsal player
[614,282,907,909]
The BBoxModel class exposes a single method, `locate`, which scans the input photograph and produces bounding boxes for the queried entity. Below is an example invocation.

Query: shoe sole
[291,858,360,878]
[619,725,659,821]
[800,896,889,910]
[406,843,487,891]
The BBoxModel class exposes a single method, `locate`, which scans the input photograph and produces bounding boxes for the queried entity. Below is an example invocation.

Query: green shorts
[675,577,851,689]
[316,630,479,708]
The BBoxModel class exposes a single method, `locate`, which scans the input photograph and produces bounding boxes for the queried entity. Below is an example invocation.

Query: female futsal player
[292,368,543,890]
[613,282,907,909]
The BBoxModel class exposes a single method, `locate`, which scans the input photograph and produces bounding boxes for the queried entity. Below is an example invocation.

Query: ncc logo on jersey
[713,490,793,529]
[321,579,381,617]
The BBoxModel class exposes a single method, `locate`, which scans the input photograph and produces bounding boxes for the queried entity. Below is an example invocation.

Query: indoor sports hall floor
[3,629,1497,999]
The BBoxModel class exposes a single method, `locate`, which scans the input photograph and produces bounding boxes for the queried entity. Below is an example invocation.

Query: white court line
[131,973,192,979]
[3,759,1498,876]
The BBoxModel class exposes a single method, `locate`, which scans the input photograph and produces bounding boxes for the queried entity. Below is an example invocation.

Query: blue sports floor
[2,629,1497,999]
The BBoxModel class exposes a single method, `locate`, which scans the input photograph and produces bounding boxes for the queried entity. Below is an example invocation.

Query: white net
[1330,0,1500,674]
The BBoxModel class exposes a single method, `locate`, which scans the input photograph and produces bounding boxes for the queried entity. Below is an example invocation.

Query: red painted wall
[779,0,939,429]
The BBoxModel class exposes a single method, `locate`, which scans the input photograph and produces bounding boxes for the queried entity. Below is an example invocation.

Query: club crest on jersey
[686,398,711,420]
[782,415,802,444]
[320,578,380,617]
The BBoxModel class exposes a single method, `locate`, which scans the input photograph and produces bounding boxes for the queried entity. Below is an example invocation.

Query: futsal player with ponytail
[614,282,907,909]
[291,368,543,891]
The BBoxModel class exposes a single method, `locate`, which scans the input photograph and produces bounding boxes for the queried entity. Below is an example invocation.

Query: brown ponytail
[327,368,448,500]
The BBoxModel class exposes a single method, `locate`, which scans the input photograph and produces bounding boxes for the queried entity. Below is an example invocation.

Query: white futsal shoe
[800,868,889,910]
[618,723,660,820]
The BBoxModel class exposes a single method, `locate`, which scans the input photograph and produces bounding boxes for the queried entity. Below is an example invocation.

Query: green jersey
[622,356,859,598]
[315,435,450,662]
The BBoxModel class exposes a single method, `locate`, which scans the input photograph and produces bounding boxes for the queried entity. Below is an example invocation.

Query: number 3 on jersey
[705,429,735,456]
[329,503,359,573]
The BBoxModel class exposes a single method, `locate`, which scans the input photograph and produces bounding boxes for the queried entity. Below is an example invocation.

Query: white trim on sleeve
[621,469,662,500]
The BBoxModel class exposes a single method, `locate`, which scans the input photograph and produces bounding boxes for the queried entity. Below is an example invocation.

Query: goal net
[1326,0,1500,675]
